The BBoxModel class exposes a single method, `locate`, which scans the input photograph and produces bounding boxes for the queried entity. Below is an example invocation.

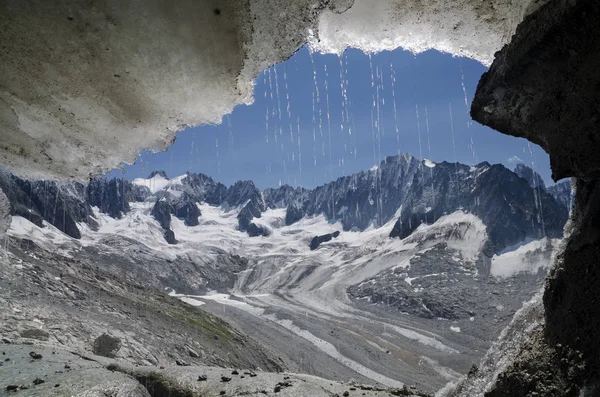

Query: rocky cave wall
[0,0,598,396]
[1,0,547,180]
[463,0,600,395]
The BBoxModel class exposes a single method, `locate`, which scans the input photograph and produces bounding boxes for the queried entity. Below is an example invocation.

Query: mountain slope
[0,155,569,390]
[0,155,568,252]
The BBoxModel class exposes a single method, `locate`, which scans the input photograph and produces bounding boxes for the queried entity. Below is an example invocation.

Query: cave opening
[0,0,598,396]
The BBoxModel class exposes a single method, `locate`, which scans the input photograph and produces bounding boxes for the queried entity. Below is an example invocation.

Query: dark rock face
[289,154,421,231]
[545,180,600,378]
[148,170,168,179]
[88,178,131,219]
[172,194,201,226]
[471,1,600,182]
[180,172,228,205]
[309,230,340,250]
[285,202,304,226]
[387,162,567,253]
[151,199,177,244]
[264,185,306,209]
[514,164,545,190]
[227,180,270,237]
[466,1,600,395]
[0,170,94,239]
[547,180,573,209]
[224,180,263,208]
[238,199,270,237]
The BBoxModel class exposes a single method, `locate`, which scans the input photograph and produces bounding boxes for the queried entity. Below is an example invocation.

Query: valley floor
[2,202,557,393]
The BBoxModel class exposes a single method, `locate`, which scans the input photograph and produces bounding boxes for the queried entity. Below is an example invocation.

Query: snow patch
[424,159,436,168]
[132,174,186,195]
[490,238,559,278]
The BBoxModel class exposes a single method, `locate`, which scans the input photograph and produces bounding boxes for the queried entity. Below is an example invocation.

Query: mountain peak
[514,163,545,189]
[148,170,169,179]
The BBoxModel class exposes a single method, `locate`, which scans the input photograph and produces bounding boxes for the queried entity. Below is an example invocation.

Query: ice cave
[0,0,598,396]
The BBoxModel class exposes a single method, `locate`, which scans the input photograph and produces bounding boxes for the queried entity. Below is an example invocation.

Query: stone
[187,346,200,358]
[93,334,121,358]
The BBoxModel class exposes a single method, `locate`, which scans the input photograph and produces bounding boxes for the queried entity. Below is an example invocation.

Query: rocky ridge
[0,157,569,252]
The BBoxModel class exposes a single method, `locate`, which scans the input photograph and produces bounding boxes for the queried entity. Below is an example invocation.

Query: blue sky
[107,47,552,189]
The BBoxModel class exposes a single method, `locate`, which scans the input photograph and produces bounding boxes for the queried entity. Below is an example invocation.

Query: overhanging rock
[471,0,600,182]
[1,0,545,179]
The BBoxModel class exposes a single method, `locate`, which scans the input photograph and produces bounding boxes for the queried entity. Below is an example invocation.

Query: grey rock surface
[0,238,283,373]
[471,0,600,181]
[0,0,548,179]
[0,342,430,397]
[546,180,573,210]
[455,0,600,395]
[0,187,10,242]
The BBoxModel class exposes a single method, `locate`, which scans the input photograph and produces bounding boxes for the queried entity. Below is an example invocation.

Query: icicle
[297,116,302,186]
[308,49,324,165]
[390,60,401,155]
[216,124,221,175]
[415,104,423,165]
[425,107,435,215]
[460,61,477,163]
[448,102,460,196]
[227,115,236,168]
[527,141,546,237]
[323,64,334,185]
[368,53,377,168]
[312,89,317,168]
[283,67,294,146]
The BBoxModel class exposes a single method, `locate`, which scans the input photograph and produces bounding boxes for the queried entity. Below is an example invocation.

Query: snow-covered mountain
[0,155,568,252]
[0,156,569,390]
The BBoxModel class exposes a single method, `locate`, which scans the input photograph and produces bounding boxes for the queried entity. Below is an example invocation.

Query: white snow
[263,313,405,388]
[310,0,543,65]
[9,216,75,255]
[387,324,459,354]
[6,193,557,390]
[405,211,487,263]
[490,238,560,278]
[132,174,186,195]
[420,356,462,381]
[424,159,436,168]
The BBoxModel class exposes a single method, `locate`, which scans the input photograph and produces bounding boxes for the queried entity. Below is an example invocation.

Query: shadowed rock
[310,231,340,250]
